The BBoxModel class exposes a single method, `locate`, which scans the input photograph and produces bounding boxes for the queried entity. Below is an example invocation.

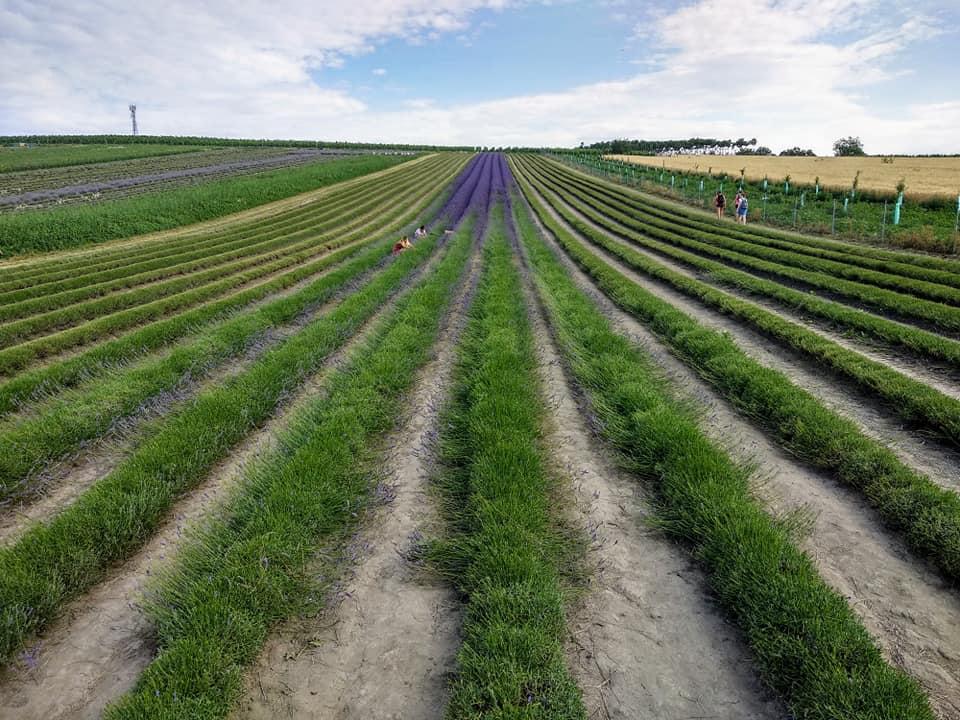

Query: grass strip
[533,156,960,289]
[515,158,960,446]
[0,230,401,502]
[101,221,475,720]
[526,158,960,333]
[0,231,442,662]
[0,156,462,376]
[0,154,448,310]
[0,154,411,256]
[0,155,466,410]
[433,207,585,719]
[543,155,960,276]
[512,189,936,720]
[0,144,206,173]
[518,159,960,369]
[512,162,960,585]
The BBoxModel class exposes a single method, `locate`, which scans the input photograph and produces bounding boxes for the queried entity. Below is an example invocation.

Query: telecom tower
[129,105,138,136]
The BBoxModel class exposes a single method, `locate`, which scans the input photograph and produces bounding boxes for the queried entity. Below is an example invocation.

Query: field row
[0,144,208,174]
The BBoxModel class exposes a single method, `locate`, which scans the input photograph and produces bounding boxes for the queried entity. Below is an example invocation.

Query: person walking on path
[737,193,749,224]
[714,190,726,220]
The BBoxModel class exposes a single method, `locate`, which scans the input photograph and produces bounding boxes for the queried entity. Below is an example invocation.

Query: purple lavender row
[434,154,488,228]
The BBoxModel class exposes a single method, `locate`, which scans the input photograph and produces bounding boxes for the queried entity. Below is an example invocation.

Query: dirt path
[537,183,960,494]
[0,247,450,720]
[232,240,482,720]
[518,187,960,720]
[513,238,785,719]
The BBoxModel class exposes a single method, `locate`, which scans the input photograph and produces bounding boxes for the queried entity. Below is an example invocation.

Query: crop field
[0,147,388,211]
[0,144,208,173]
[0,151,958,720]
[608,153,960,199]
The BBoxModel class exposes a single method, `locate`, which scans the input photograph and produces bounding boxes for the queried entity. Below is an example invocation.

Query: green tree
[833,136,866,156]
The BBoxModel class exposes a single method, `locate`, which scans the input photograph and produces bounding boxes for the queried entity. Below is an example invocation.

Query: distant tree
[779,147,817,156]
[737,146,773,155]
[833,136,866,156]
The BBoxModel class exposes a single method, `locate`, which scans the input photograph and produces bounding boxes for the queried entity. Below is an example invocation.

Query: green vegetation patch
[0,154,411,256]
[0,144,205,173]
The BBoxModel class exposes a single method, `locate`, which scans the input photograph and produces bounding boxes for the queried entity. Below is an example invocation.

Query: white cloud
[1,0,956,153]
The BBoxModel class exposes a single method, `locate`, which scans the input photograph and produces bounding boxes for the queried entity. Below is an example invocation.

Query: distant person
[714,190,726,220]
[413,225,427,240]
[737,194,748,224]
[734,191,744,214]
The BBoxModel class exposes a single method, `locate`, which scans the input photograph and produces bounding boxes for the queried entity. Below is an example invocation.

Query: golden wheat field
[606,154,960,200]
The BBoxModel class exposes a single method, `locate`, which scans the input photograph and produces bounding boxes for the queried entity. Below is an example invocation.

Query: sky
[2,0,958,154]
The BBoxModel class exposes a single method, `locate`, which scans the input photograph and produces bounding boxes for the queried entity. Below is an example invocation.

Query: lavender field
[0,150,958,720]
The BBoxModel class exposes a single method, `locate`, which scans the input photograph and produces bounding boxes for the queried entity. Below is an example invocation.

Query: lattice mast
[129,105,138,136]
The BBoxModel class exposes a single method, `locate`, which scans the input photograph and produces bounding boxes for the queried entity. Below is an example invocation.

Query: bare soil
[232,241,482,720]
[521,186,960,720]
[514,239,785,719]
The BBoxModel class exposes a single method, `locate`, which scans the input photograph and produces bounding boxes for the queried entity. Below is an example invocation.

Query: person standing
[714,190,726,220]
[737,193,748,224]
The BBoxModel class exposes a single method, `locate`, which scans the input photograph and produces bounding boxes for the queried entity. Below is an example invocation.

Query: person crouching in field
[393,235,412,254]
[413,225,427,240]
[737,194,748,224]
[714,190,726,220]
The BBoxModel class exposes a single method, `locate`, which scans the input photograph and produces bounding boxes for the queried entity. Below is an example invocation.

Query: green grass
[432,206,585,719]
[511,158,960,586]
[0,230,442,663]
[0,144,206,173]
[0,156,467,409]
[101,219,475,720]
[514,157,960,447]
[511,187,935,720]
[0,153,413,255]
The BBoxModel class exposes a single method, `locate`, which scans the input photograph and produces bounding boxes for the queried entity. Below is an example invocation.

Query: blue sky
[2,0,958,154]
[320,3,638,107]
